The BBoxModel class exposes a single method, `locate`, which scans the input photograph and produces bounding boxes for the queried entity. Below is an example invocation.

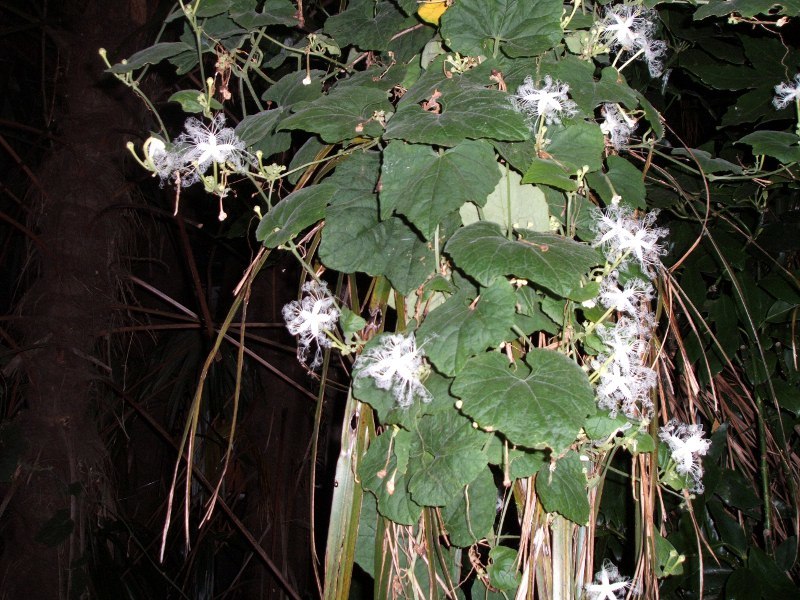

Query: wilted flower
[512,75,578,125]
[176,113,251,180]
[601,4,667,77]
[773,74,800,110]
[585,560,630,600]
[659,419,712,493]
[143,136,190,185]
[593,204,668,274]
[354,333,431,408]
[600,103,636,149]
[282,280,340,369]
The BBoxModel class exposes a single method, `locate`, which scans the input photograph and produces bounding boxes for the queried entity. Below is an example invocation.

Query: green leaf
[695,0,800,20]
[109,42,192,73]
[229,0,297,27]
[381,140,500,238]
[339,307,367,340]
[416,279,517,376]
[540,121,605,173]
[385,76,529,147]
[725,568,761,600]
[441,0,562,58]
[168,90,223,113]
[355,492,379,578]
[279,86,392,143]
[541,57,638,113]
[585,156,647,209]
[441,467,498,547]
[325,0,416,51]
[748,547,798,598]
[738,131,800,163]
[513,286,559,335]
[445,221,600,297]
[487,546,521,592]
[771,379,800,417]
[670,148,744,175]
[320,153,439,295]
[451,350,596,452]
[196,0,233,17]
[521,159,578,191]
[653,530,685,577]
[235,108,286,146]
[261,70,325,106]
[461,163,551,233]
[535,451,590,524]
[584,412,631,442]
[360,428,422,525]
[255,184,335,247]
[407,412,489,506]
[487,437,549,479]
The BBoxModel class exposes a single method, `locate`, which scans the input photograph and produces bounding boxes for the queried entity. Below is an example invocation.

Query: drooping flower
[773,74,800,110]
[354,333,431,408]
[600,103,636,150]
[593,204,668,274]
[176,113,251,180]
[659,419,712,493]
[143,136,190,185]
[512,75,578,125]
[282,280,340,369]
[585,560,631,600]
[601,5,667,77]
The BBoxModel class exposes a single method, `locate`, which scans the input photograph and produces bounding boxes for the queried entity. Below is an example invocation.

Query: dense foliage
[106,0,800,597]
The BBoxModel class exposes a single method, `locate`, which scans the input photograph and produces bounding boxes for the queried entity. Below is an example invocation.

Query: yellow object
[417,1,449,25]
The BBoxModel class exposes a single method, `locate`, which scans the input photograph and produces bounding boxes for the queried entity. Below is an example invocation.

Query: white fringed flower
[601,5,667,77]
[512,75,578,125]
[600,103,636,150]
[354,333,431,408]
[594,318,656,418]
[593,204,668,274]
[599,276,654,316]
[773,74,800,110]
[659,419,712,493]
[177,113,251,178]
[585,560,631,600]
[282,281,340,369]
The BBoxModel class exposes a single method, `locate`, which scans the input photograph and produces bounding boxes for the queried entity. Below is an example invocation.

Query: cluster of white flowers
[600,103,636,150]
[593,317,656,418]
[282,280,340,369]
[659,419,712,493]
[354,333,431,408]
[585,560,631,600]
[601,4,667,77]
[591,202,668,418]
[512,75,578,126]
[773,74,800,110]
[144,113,251,189]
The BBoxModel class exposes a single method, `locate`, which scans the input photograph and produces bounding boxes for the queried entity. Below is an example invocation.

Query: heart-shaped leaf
[417,279,517,376]
[381,140,500,239]
[445,221,600,297]
[441,0,562,58]
[451,350,595,452]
